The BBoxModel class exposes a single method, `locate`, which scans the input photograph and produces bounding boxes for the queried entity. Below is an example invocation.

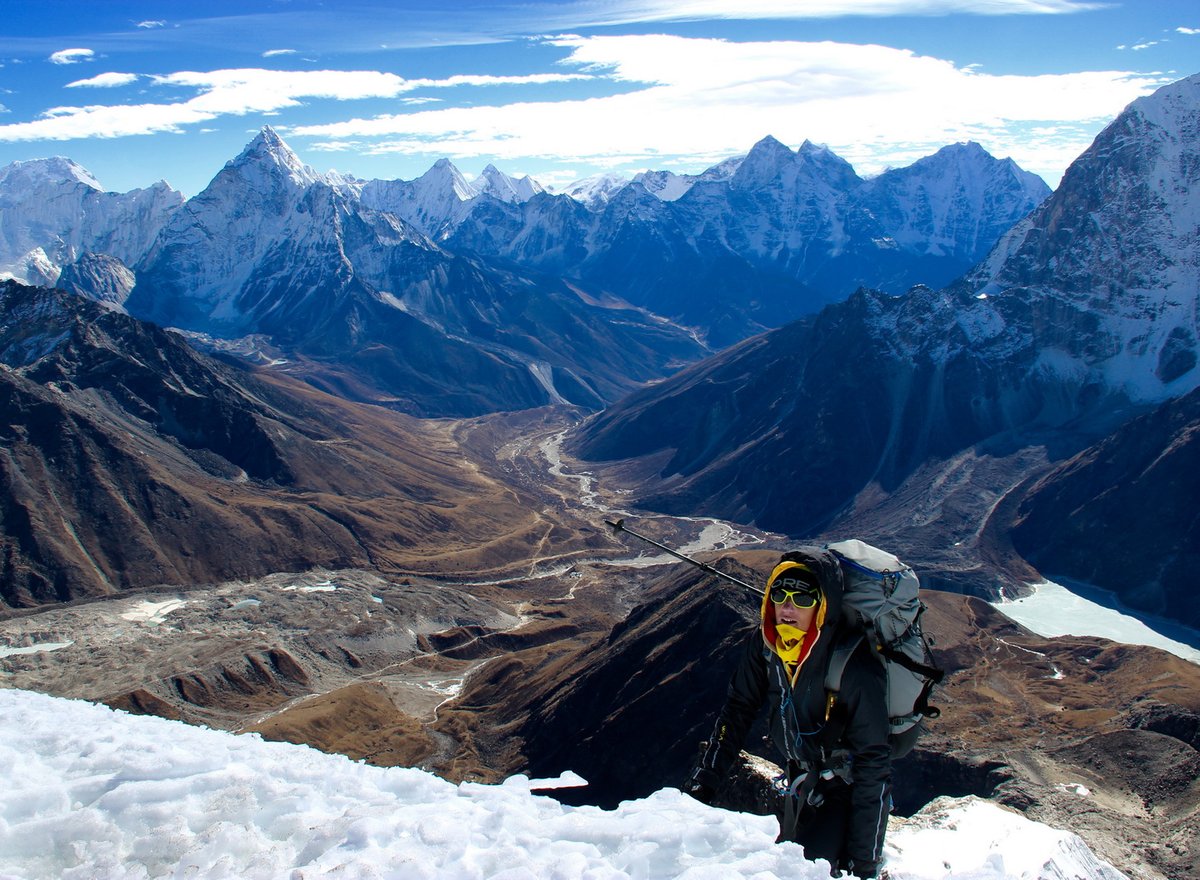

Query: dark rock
[1007,386,1200,627]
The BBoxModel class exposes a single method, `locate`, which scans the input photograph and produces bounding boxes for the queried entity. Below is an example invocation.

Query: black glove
[684,768,719,804]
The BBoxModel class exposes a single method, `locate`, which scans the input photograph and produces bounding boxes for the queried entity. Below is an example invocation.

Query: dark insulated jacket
[694,548,892,869]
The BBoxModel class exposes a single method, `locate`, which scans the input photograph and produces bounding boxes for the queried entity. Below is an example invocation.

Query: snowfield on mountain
[0,688,1126,880]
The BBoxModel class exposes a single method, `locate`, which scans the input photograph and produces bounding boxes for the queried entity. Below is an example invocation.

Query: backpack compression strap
[874,641,944,682]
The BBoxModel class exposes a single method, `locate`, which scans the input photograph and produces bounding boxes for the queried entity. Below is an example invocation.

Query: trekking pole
[604,518,760,596]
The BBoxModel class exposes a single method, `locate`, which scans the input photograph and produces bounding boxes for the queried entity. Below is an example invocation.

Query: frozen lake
[993,579,1200,665]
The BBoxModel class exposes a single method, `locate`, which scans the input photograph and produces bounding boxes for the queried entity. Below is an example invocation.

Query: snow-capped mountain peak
[417,158,476,202]
[473,164,545,203]
[730,135,797,186]
[631,169,694,201]
[796,138,861,187]
[965,73,1200,403]
[224,125,322,189]
[858,140,1051,261]
[0,156,103,192]
[0,156,183,286]
[730,135,861,193]
[561,172,631,209]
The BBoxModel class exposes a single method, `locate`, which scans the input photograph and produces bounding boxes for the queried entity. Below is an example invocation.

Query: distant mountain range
[444,136,1050,345]
[1,128,1047,413]
[570,73,1200,627]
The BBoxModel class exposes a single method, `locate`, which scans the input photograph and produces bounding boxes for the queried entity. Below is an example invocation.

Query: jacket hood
[760,548,844,676]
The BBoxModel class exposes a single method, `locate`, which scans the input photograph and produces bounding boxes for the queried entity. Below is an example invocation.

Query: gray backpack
[824,539,943,754]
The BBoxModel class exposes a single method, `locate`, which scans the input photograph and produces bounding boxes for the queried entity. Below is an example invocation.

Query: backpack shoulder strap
[824,630,865,696]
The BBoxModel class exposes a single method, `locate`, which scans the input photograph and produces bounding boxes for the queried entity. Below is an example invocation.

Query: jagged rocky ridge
[441,137,1049,344]
[569,75,1200,625]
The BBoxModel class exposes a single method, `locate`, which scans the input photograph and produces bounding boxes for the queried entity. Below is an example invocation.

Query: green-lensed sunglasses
[768,585,820,607]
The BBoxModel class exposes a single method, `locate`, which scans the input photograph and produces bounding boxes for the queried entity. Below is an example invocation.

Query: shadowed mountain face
[0,281,564,608]
[1006,386,1200,628]
[569,285,1127,539]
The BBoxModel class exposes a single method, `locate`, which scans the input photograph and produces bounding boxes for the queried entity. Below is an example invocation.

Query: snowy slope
[965,73,1200,403]
[133,127,335,326]
[0,688,1127,880]
[560,172,631,209]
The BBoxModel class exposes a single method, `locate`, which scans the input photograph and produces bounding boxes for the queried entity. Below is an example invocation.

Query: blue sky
[1,1,1196,196]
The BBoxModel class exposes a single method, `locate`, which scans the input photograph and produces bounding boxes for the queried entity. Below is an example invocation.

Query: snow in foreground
[0,689,1126,880]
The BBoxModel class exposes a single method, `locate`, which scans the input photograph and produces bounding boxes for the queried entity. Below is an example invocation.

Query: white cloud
[136,20,166,29]
[263,49,297,58]
[1177,27,1200,35]
[291,34,1164,185]
[0,67,590,143]
[66,72,140,89]
[49,48,95,65]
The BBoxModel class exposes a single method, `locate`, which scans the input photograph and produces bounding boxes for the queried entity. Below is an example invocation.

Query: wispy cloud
[0,68,591,142]
[49,48,95,65]
[291,34,1163,185]
[1117,39,1163,51]
[517,0,1107,28]
[136,20,166,29]
[66,72,140,89]
[1177,26,1200,35]
[263,49,297,58]
[87,1,1105,58]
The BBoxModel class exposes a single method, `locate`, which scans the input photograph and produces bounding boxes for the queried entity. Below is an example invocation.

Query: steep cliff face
[966,73,1200,403]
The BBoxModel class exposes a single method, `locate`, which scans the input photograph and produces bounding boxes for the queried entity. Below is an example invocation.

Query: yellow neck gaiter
[774,624,809,665]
